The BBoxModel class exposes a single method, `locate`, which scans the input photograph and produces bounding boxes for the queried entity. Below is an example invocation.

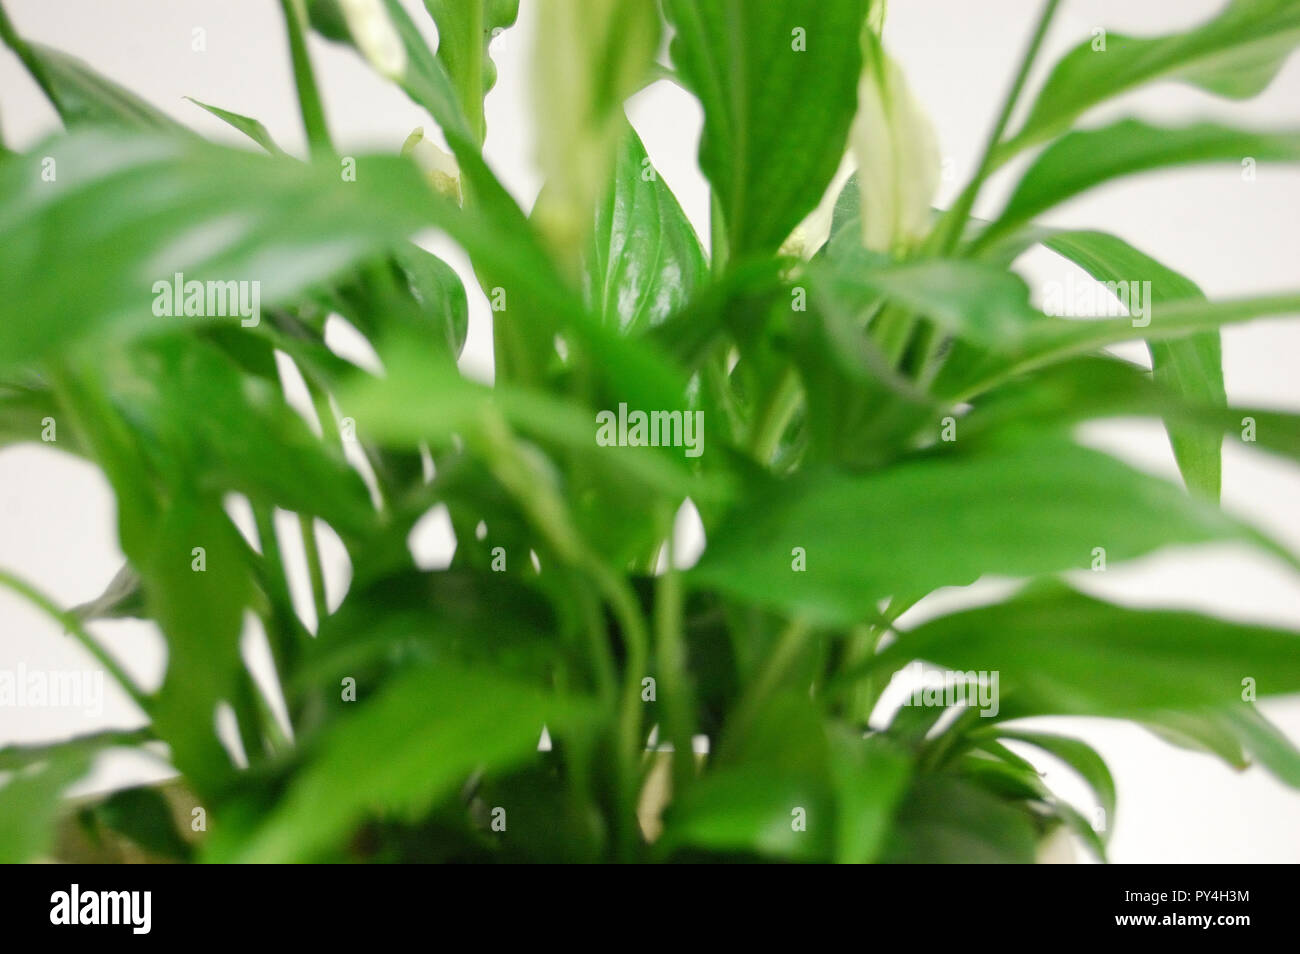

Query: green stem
[709,191,728,277]
[298,513,329,631]
[278,0,334,158]
[750,366,802,465]
[0,568,150,713]
[929,0,1062,258]
[721,617,813,759]
[653,507,695,797]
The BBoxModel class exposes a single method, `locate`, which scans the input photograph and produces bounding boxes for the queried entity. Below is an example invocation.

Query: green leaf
[662,693,833,860]
[1221,704,1300,788]
[815,253,1042,346]
[827,726,911,863]
[664,0,869,258]
[987,729,1116,840]
[996,228,1225,499]
[583,126,707,335]
[691,440,1274,626]
[936,292,1300,401]
[277,0,333,156]
[979,120,1300,250]
[875,584,1300,715]
[0,131,440,370]
[227,663,595,862]
[0,6,184,132]
[1002,0,1300,157]
[91,785,194,861]
[113,336,375,538]
[531,0,661,260]
[879,774,1038,863]
[1141,710,1248,768]
[0,752,92,863]
[184,97,286,156]
[423,0,520,144]
[137,497,259,795]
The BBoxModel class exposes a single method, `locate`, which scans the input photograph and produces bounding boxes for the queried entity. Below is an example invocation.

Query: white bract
[850,29,940,254]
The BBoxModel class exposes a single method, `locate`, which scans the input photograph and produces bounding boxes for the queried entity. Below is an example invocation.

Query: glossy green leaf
[664,0,869,257]
[0,131,435,370]
[583,126,707,335]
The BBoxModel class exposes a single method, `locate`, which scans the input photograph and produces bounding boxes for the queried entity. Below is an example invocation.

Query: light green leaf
[1222,704,1300,788]
[875,584,1300,714]
[0,752,92,863]
[979,120,1300,250]
[997,228,1224,498]
[1002,0,1300,157]
[827,726,911,863]
[988,729,1116,840]
[692,440,1284,626]
[0,5,183,132]
[184,97,286,156]
[664,0,869,258]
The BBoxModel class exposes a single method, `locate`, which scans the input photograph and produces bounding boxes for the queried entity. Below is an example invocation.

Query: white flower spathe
[850,31,940,254]
[339,0,407,81]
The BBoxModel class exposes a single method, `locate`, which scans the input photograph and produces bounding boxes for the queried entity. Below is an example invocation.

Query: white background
[1,0,1298,862]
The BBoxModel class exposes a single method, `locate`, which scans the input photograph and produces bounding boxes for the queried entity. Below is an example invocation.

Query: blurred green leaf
[936,291,1300,400]
[0,752,91,863]
[229,663,596,862]
[875,584,1300,714]
[0,5,184,132]
[1002,0,1300,157]
[422,0,519,144]
[92,785,194,861]
[992,227,1224,499]
[987,729,1116,840]
[692,440,1273,625]
[879,775,1038,863]
[980,120,1300,250]
[827,726,911,863]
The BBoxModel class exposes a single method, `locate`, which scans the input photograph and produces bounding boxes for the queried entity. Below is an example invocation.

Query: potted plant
[2,0,1299,864]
